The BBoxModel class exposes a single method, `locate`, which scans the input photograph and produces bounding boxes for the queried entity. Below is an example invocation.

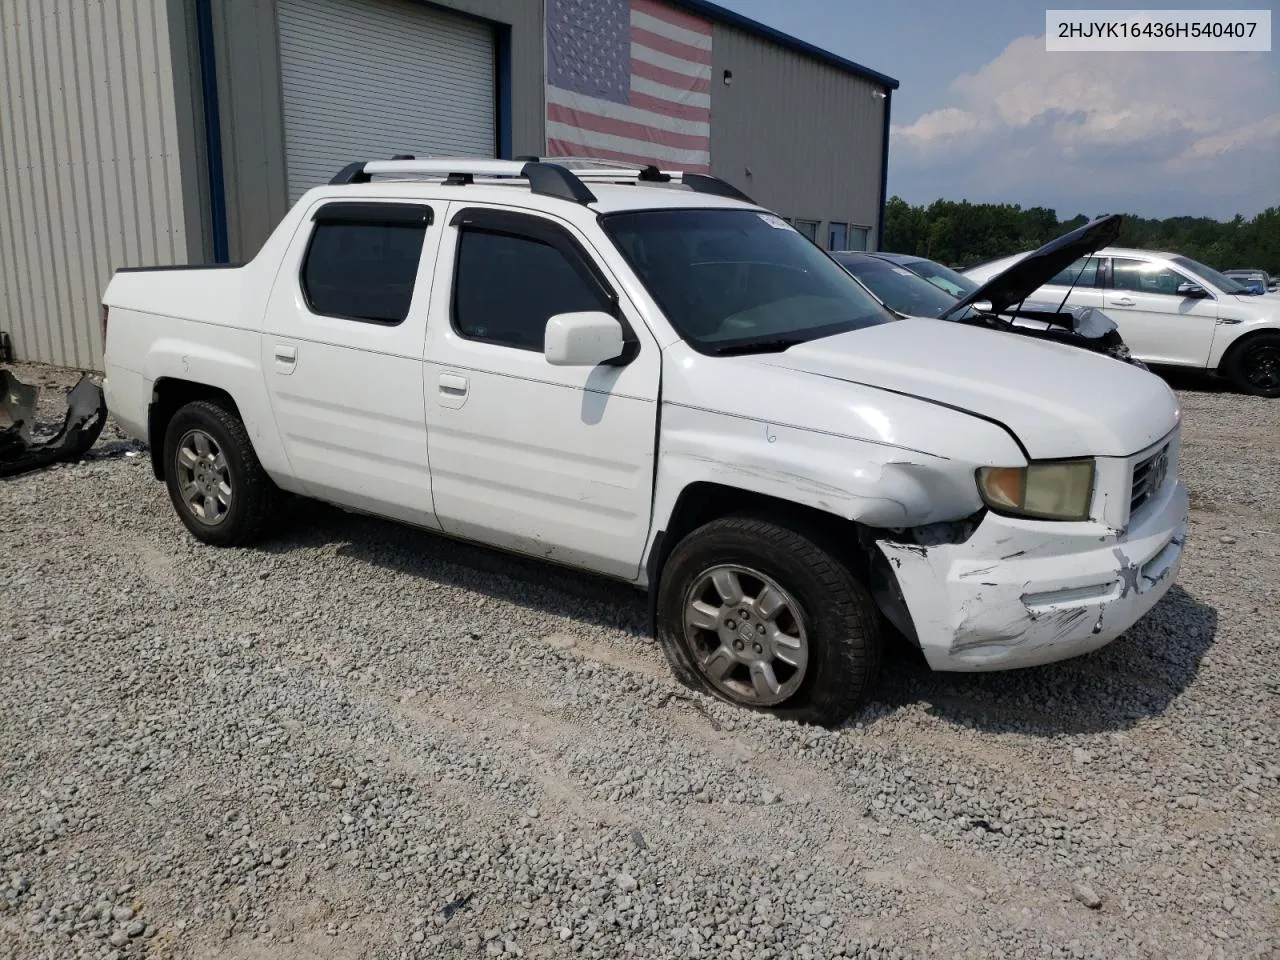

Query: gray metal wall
[213,0,546,262]
[0,0,207,369]
[708,21,888,248]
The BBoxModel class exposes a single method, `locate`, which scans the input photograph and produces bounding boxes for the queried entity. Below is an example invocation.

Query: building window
[301,218,429,325]
[793,219,819,243]
[828,222,848,251]
[453,229,612,351]
[846,226,870,251]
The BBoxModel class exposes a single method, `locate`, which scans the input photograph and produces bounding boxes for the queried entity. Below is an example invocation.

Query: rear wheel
[656,516,882,726]
[162,400,279,546]
[1225,331,1280,398]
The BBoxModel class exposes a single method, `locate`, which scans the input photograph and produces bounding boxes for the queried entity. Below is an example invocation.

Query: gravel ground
[1,361,1277,960]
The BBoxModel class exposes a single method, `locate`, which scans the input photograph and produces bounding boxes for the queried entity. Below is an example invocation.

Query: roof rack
[328,157,755,206]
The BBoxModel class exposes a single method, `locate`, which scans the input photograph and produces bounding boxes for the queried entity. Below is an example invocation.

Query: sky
[714,0,1280,221]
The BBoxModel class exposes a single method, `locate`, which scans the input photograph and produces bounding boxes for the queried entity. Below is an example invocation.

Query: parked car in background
[965,248,1280,396]
[101,157,1189,725]
[1223,269,1274,295]
[833,215,1141,366]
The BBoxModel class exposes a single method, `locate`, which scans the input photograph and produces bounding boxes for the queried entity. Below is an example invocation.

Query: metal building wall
[708,22,889,247]
[212,0,546,263]
[209,0,292,265]
[0,0,206,369]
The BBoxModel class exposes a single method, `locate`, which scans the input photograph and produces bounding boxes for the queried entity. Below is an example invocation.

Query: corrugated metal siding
[437,0,545,156]
[212,0,545,261]
[0,0,201,369]
[709,23,888,248]
[278,0,495,203]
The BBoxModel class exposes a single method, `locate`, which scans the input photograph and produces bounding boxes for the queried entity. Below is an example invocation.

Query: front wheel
[656,516,882,726]
[1225,331,1280,398]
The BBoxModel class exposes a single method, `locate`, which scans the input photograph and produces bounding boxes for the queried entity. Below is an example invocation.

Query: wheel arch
[148,379,243,480]
[644,481,875,637]
[1216,326,1280,396]
[1217,325,1280,375]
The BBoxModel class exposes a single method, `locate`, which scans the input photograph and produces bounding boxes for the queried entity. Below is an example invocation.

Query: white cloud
[890,36,1280,217]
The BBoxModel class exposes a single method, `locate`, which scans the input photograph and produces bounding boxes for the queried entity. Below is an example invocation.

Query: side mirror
[1176,283,1209,299]
[971,299,994,314]
[544,311,626,366]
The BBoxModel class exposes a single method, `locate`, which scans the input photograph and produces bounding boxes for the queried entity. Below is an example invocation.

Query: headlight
[976,459,1095,521]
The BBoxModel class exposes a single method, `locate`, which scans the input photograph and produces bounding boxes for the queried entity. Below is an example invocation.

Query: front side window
[1111,257,1193,296]
[602,209,894,355]
[1047,257,1100,288]
[453,229,611,351]
[302,206,430,324]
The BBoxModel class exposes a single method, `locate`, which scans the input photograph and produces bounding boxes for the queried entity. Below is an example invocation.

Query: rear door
[421,204,660,579]
[1102,256,1219,367]
[261,198,442,528]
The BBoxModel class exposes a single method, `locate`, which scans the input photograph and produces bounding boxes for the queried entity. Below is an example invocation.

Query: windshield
[835,256,960,318]
[900,258,980,298]
[1171,255,1249,294]
[601,209,894,354]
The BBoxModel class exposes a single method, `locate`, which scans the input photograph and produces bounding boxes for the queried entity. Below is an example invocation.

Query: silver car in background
[965,247,1280,396]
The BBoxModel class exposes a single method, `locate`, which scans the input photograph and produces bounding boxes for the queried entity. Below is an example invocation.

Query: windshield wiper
[710,337,808,356]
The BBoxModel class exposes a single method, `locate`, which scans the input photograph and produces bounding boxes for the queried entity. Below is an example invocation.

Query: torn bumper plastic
[1,370,108,478]
[879,479,1189,672]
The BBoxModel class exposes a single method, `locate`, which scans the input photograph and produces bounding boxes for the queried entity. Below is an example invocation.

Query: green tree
[880,197,1280,274]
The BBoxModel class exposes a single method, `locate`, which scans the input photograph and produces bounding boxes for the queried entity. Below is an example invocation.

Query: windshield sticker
[892,267,914,276]
[757,213,792,230]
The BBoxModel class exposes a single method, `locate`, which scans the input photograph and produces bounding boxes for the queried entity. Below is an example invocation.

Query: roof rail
[326,158,756,205]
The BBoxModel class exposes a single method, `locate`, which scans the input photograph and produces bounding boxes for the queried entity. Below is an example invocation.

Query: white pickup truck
[103,158,1189,725]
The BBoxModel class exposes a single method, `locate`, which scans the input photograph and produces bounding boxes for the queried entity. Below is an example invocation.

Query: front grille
[1130,443,1170,516]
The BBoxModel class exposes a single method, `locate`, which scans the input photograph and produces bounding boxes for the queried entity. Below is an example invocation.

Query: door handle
[1108,297,1136,307]
[438,373,469,409]
[273,344,297,373]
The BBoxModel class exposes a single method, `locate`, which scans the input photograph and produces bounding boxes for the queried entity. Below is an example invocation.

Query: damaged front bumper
[878,479,1189,672]
[1,370,108,478]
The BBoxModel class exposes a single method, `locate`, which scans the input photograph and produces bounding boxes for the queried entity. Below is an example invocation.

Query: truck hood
[757,317,1178,459]
[941,214,1123,319]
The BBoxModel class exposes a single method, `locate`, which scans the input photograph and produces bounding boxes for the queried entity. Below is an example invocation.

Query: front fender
[646,403,1005,565]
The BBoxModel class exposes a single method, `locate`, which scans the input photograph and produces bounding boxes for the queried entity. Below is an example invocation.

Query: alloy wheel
[682,564,809,706]
[175,429,232,525]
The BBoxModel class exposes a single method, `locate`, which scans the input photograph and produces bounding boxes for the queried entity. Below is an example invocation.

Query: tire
[162,400,280,546]
[1224,331,1280,398]
[656,516,882,726]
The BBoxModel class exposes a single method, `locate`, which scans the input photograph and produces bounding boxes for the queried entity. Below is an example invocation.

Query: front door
[422,204,660,579]
[1102,256,1219,367]
[261,198,442,528]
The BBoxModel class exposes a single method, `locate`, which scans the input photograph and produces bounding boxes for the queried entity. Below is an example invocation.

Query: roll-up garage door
[277,0,496,201]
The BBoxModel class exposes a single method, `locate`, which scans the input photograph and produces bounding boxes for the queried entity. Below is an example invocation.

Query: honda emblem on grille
[1147,449,1169,496]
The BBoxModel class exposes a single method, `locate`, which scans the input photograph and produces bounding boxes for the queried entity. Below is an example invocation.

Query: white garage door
[278,0,496,201]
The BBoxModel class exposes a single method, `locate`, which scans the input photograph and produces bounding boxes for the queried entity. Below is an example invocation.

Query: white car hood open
[757,317,1179,459]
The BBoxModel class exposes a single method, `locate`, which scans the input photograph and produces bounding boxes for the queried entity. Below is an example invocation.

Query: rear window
[1047,257,1100,288]
[302,212,429,324]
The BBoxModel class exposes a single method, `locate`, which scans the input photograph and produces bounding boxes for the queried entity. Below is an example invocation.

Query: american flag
[545,0,712,173]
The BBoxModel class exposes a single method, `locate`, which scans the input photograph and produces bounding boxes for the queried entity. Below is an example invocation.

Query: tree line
[881,196,1280,273]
